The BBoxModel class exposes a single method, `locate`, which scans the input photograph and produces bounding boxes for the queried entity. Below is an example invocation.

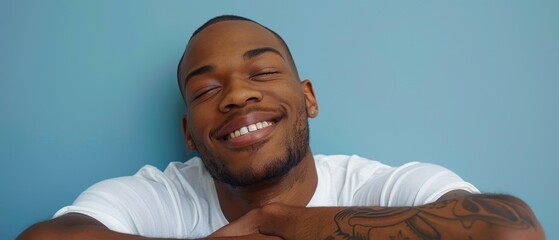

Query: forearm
[18,213,279,240]
[18,222,276,240]
[18,222,165,240]
[17,217,179,240]
[256,194,544,240]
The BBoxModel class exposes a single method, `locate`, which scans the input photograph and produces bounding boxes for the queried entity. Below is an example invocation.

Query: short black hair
[177,15,298,100]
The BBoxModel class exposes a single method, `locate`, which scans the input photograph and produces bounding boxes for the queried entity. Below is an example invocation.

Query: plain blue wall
[1,1,557,239]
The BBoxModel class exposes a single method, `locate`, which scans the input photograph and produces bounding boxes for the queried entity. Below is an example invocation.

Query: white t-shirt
[54,155,479,238]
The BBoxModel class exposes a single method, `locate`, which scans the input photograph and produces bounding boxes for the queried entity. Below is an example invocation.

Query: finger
[210,209,262,237]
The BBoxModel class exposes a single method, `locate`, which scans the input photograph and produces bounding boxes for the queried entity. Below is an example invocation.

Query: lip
[224,121,278,148]
[215,111,282,148]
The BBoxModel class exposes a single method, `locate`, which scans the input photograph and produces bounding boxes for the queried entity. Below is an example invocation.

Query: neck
[214,149,317,222]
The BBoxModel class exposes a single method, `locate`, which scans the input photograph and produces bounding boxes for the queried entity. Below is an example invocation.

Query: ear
[300,80,318,118]
[181,115,197,151]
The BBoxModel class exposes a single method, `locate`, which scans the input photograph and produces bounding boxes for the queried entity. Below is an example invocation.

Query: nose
[218,78,263,112]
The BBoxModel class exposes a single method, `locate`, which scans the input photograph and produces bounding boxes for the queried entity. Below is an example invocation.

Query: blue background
[1,1,557,239]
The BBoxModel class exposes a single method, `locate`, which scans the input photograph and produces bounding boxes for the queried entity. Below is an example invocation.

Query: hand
[209,203,323,240]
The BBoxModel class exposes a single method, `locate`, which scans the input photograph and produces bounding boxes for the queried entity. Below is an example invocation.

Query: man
[19,15,544,240]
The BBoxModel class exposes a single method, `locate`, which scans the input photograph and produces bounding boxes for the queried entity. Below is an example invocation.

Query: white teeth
[227,121,274,139]
[240,126,249,135]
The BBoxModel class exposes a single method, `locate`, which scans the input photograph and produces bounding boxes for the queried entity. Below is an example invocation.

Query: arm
[18,213,163,240]
[211,193,545,240]
[17,213,281,240]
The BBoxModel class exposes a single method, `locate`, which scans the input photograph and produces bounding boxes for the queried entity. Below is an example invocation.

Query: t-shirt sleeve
[354,162,480,206]
[53,175,181,237]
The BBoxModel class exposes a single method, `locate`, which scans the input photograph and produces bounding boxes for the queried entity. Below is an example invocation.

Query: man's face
[178,20,318,187]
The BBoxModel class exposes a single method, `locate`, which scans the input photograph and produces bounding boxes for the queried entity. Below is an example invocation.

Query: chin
[215,150,301,187]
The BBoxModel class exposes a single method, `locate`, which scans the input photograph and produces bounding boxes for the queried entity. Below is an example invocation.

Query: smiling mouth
[226,120,275,140]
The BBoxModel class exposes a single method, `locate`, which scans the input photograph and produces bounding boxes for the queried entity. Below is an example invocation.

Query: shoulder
[313,155,479,206]
[53,157,215,237]
[355,161,479,206]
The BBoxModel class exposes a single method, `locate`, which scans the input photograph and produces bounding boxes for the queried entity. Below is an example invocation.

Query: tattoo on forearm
[325,195,537,240]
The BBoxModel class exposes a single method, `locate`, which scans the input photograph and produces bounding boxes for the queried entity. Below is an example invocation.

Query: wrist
[297,207,340,239]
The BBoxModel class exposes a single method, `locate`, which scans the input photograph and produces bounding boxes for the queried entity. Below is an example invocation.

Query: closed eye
[251,70,281,80]
[192,86,220,101]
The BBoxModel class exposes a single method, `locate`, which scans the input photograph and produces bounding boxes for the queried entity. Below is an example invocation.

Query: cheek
[265,82,305,101]
[275,90,306,111]
[187,109,213,141]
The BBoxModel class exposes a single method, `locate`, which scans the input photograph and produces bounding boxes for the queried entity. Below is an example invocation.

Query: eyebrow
[243,47,284,60]
[184,65,214,84]
[183,47,284,85]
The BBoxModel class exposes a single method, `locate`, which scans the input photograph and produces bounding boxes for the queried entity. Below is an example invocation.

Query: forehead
[179,20,287,78]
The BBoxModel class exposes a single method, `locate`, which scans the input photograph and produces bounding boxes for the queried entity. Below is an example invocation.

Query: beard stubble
[195,107,310,187]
